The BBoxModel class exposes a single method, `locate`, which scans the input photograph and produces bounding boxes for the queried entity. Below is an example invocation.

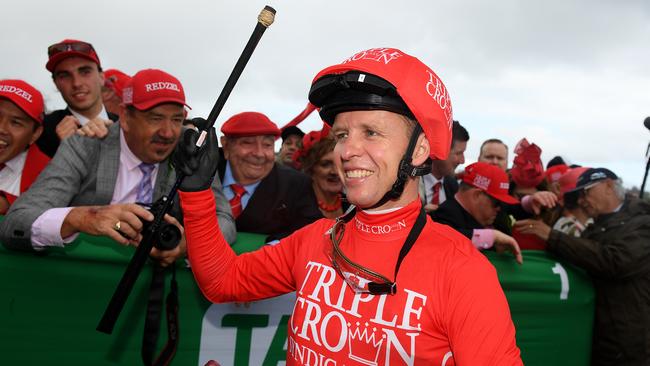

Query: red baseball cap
[559,167,590,197]
[309,48,453,160]
[545,164,569,185]
[0,79,44,124]
[46,39,101,72]
[103,69,131,98]
[122,69,190,111]
[221,111,281,137]
[462,162,519,204]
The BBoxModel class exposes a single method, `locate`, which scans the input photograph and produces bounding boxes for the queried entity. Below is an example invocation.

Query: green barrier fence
[0,234,593,365]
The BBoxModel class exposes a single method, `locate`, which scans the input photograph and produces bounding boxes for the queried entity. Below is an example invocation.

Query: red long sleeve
[180,189,297,302]
[180,193,521,364]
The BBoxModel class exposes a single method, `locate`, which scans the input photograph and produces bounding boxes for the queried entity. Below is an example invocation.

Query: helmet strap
[368,124,432,209]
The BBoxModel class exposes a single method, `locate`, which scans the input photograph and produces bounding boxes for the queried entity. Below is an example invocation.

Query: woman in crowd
[295,130,346,219]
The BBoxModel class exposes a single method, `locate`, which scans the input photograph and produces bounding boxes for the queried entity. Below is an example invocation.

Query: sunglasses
[48,41,96,57]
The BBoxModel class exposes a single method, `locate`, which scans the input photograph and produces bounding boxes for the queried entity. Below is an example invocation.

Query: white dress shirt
[69,105,109,126]
[422,174,447,205]
[0,149,28,197]
[31,129,159,249]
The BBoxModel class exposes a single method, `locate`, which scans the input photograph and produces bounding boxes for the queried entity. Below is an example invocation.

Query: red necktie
[431,181,442,205]
[229,184,246,219]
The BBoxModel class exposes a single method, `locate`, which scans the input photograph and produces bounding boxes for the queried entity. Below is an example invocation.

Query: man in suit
[432,161,523,264]
[0,79,50,213]
[36,39,118,157]
[219,111,322,242]
[420,120,468,212]
[0,69,236,265]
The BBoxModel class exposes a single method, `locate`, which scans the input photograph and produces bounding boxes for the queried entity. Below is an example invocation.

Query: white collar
[3,148,28,172]
[69,105,109,126]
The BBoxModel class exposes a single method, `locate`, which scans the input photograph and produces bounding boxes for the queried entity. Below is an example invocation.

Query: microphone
[644,117,650,130]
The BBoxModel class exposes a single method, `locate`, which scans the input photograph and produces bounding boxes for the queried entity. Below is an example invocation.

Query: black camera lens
[155,224,182,251]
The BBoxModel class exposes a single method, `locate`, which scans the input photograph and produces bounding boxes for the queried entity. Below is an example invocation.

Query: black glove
[173,119,220,192]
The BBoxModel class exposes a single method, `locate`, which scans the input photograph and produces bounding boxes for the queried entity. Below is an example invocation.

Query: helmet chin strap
[368,125,432,210]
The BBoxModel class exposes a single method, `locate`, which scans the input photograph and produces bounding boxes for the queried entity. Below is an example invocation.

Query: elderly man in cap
[36,39,118,157]
[432,162,523,263]
[0,80,50,214]
[218,111,321,241]
[276,125,305,167]
[0,69,235,265]
[516,168,650,366]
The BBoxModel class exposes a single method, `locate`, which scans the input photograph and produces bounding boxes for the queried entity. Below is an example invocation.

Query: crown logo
[347,322,385,365]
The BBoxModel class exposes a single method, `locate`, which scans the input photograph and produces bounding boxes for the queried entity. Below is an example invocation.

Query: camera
[140,197,181,251]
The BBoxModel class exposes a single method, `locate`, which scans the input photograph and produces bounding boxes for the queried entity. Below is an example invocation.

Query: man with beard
[515,168,650,366]
[0,69,236,263]
[217,111,322,242]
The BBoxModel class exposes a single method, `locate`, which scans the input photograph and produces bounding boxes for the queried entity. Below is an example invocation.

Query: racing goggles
[326,214,396,295]
[326,206,426,295]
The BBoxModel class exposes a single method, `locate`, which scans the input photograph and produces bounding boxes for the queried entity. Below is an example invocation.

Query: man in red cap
[0,80,50,213]
[551,166,592,237]
[0,69,235,263]
[175,48,522,364]
[101,68,132,117]
[432,162,523,263]
[217,111,321,241]
[36,39,119,157]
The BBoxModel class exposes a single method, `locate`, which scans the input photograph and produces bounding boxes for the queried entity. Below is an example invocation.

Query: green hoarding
[0,234,593,365]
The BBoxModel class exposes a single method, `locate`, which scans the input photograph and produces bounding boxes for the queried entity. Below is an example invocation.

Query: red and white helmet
[308,47,453,160]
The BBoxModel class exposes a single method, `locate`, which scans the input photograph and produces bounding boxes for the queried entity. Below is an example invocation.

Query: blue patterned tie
[137,163,155,205]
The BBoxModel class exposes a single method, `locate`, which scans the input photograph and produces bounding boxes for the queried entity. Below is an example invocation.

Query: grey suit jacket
[0,123,236,250]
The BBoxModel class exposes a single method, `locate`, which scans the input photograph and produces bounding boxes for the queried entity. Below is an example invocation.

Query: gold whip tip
[259,5,276,27]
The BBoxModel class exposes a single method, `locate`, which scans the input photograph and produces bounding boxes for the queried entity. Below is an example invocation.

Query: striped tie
[137,163,155,205]
[229,184,246,219]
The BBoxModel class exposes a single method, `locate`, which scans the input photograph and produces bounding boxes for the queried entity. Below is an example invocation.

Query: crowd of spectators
[1,38,648,365]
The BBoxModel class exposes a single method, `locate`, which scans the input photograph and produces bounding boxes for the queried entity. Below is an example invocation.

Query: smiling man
[0,69,235,264]
[0,80,50,213]
[218,111,322,241]
[175,48,522,364]
[36,39,119,157]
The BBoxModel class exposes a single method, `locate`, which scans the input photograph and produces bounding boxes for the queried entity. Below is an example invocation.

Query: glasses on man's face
[48,41,95,57]
[579,181,603,198]
[326,217,396,295]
